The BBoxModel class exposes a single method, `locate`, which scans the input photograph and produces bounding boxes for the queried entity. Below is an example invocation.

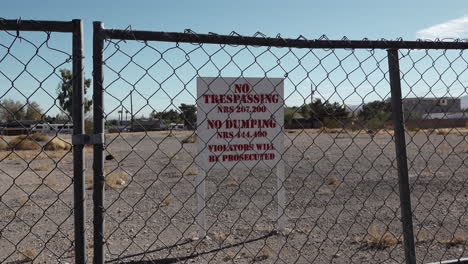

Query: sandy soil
[0,129,467,264]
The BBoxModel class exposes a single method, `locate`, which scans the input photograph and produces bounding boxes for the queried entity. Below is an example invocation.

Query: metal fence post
[387,49,417,264]
[93,21,105,264]
[72,19,86,264]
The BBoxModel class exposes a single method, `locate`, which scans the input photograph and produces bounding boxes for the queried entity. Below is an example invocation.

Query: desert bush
[345,121,361,131]
[441,233,466,247]
[436,128,451,135]
[161,194,175,207]
[177,168,198,177]
[322,118,342,129]
[361,224,398,249]
[33,163,50,171]
[366,118,386,130]
[0,137,7,150]
[105,170,129,189]
[318,188,333,195]
[321,128,343,134]
[407,127,420,132]
[253,247,272,262]
[8,137,40,150]
[31,133,49,141]
[21,248,37,261]
[181,134,197,144]
[326,175,342,186]
[44,138,71,151]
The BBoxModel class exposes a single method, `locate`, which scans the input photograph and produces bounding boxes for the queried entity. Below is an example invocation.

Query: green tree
[179,104,196,129]
[155,109,183,124]
[0,99,26,121]
[25,101,43,120]
[284,107,299,128]
[358,100,392,121]
[300,99,348,121]
[56,69,92,116]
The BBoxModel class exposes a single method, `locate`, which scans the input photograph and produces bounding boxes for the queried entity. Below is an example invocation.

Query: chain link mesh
[97,30,467,264]
[0,19,79,263]
[1,20,467,264]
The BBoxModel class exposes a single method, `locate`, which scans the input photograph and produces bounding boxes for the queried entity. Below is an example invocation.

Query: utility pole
[310,83,315,105]
[130,90,134,132]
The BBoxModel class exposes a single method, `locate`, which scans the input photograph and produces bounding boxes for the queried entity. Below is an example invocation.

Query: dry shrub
[326,175,342,186]
[362,224,398,249]
[321,128,343,134]
[22,248,37,261]
[442,233,466,247]
[33,163,50,171]
[436,128,451,135]
[161,194,175,207]
[45,176,59,187]
[253,247,272,262]
[416,229,434,243]
[0,150,69,161]
[182,134,197,144]
[84,144,94,153]
[8,137,40,150]
[167,152,177,159]
[105,170,129,189]
[227,178,239,186]
[30,133,49,142]
[17,195,29,206]
[178,168,198,177]
[222,251,237,262]
[44,138,71,151]
[318,188,333,195]
[407,127,420,132]
[0,137,7,150]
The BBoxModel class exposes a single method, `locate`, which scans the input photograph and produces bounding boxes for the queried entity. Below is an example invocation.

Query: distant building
[422,112,468,120]
[121,119,166,132]
[402,97,461,120]
[0,120,73,135]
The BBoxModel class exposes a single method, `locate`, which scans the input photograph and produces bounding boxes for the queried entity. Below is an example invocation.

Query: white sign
[195,77,285,238]
[196,77,284,169]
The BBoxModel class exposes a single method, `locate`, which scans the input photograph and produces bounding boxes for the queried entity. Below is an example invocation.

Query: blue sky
[1,0,468,119]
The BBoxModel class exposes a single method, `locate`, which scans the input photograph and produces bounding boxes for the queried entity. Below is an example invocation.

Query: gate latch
[72,133,105,145]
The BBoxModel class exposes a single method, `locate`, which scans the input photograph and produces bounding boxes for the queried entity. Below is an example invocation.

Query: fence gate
[0,19,86,263]
[93,21,468,264]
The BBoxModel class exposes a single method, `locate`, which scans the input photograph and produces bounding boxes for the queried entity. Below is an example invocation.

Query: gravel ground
[0,129,467,264]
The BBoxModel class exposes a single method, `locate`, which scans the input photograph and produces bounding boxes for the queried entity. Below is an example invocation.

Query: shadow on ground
[106,231,276,264]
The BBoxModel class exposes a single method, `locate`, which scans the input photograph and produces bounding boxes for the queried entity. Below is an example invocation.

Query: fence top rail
[98,26,468,50]
[0,18,77,33]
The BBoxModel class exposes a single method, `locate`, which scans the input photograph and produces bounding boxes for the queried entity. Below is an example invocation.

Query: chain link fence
[0,19,86,264]
[1,18,467,264]
[92,24,468,264]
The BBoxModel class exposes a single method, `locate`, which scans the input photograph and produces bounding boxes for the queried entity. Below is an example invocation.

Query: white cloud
[416,15,468,39]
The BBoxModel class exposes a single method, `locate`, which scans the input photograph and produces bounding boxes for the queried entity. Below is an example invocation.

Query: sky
[1,0,468,119]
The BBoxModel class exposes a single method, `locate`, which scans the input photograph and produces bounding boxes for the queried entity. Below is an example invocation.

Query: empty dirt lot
[0,129,467,263]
